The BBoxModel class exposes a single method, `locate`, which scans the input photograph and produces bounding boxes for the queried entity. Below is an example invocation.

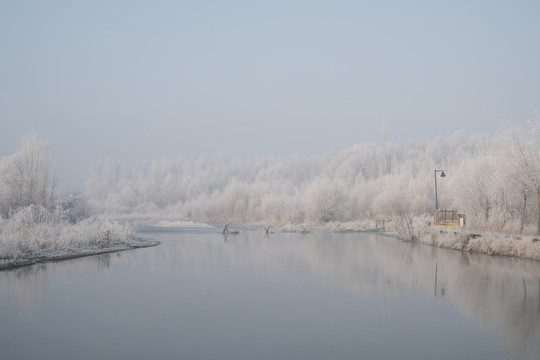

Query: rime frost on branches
[503,121,540,235]
[79,119,540,235]
[0,135,143,263]
[0,134,56,218]
[0,205,136,260]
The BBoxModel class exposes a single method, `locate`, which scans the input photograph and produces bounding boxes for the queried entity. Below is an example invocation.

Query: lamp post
[434,169,446,210]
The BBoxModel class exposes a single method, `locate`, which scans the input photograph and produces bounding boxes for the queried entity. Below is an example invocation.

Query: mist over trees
[84,125,540,235]
[3,125,539,236]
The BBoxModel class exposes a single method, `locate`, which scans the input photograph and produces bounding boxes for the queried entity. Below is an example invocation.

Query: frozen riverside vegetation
[398,216,540,261]
[0,205,159,271]
[0,238,159,271]
[259,218,540,262]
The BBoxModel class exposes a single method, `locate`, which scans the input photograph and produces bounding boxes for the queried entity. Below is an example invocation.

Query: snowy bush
[0,205,135,260]
[400,220,540,261]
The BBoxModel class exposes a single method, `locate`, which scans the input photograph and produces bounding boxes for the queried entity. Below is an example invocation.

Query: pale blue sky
[1,0,539,191]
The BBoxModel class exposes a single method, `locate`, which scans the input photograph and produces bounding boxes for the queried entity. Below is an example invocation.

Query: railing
[435,209,463,227]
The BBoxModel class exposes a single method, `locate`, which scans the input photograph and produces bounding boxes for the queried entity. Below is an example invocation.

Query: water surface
[1,227,539,359]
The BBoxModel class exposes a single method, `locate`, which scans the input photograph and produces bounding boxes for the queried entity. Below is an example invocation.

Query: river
[1,226,539,359]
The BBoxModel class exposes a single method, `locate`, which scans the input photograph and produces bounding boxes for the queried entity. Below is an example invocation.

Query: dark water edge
[1,228,539,360]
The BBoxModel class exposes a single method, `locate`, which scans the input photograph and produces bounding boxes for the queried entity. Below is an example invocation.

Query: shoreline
[9,217,536,269]
[222,221,540,261]
[0,238,160,271]
[400,221,540,261]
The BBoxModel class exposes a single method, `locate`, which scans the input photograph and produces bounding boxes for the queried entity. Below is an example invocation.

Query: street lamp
[434,169,446,210]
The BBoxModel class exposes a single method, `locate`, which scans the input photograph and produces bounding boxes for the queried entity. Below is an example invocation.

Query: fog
[1,1,540,191]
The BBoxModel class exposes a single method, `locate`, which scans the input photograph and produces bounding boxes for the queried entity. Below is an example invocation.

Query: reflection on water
[1,230,539,359]
[0,252,117,313]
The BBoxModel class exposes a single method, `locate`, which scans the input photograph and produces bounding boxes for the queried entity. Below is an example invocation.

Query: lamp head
[440,171,446,177]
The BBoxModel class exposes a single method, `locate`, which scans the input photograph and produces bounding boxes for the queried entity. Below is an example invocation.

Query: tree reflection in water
[1,230,539,358]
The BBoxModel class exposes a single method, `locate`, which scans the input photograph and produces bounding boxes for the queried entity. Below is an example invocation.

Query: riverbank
[255,219,540,261]
[396,216,540,261]
[0,238,160,271]
[0,206,162,271]
[77,216,540,263]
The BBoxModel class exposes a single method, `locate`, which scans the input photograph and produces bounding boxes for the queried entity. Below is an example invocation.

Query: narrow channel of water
[1,227,539,359]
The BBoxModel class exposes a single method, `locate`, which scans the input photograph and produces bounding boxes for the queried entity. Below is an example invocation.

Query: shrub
[0,205,135,260]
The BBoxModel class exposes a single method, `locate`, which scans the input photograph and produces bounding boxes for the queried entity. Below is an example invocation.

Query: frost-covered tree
[504,121,540,235]
[81,127,540,233]
[0,135,56,217]
[302,177,352,223]
[502,150,532,233]
[463,156,511,229]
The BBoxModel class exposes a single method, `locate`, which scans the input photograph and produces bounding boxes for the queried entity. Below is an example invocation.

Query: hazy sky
[1,0,539,191]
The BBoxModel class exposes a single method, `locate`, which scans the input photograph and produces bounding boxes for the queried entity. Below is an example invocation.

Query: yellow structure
[435,210,465,227]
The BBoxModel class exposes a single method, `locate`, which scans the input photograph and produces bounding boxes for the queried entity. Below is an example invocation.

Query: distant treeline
[82,121,540,235]
[2,122,540,236]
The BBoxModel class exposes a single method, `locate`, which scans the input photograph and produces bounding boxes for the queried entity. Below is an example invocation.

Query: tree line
[82,121,540,235]
[2,121,540,235]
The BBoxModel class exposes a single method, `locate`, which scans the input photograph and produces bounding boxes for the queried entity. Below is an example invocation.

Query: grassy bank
[397,216,540,261]
[0,205,159,270]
